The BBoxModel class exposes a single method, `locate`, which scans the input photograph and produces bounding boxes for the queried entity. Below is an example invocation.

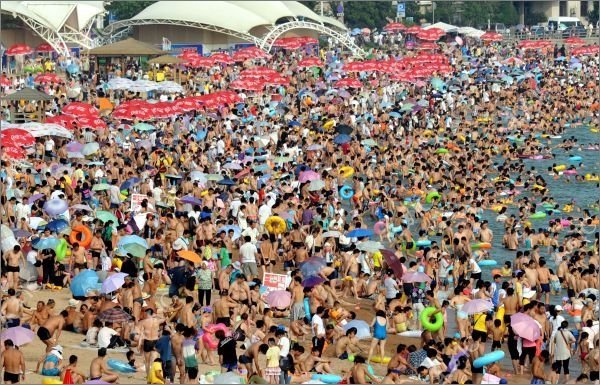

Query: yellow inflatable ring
[369,356,391,364]
[553,164,566,172]
[339,166,355,179]
[265,216,287,235]
[42,378,62,385]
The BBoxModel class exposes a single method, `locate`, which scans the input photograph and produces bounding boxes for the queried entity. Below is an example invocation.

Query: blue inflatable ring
[340,186,354,200]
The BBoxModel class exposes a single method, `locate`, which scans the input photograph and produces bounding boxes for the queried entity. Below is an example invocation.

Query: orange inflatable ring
[70,225,92,248]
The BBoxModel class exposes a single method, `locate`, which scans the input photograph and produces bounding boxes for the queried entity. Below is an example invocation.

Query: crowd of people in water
[0,28,599,385]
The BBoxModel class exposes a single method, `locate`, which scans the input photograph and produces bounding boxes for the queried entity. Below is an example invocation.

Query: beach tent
[424,22,458,33]
[457,27,486,38]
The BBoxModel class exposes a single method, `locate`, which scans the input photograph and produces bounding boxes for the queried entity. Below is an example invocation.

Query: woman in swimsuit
[367,310,388,363]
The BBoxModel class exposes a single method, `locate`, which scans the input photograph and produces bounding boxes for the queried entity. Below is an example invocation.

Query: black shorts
[540,283,550,293]
[472,330,488,343]
[143,339,157,352]
[37,326,51,341]
[90,251,101,259]
[5,265,19,273]
[590,371,599,381]
[471,272,482,280]
[3,372,19,383]
[471,364,484,374]
[239,355,253,364]
[74,262,88,270]
[216,317,231,327]
[491,340,502,350]
[292,241,303,248]
[34,260,42,267]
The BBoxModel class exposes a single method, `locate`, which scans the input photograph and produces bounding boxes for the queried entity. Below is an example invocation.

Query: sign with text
[130,193,146,212]
[262,272,289,294]
[397,2,406,18]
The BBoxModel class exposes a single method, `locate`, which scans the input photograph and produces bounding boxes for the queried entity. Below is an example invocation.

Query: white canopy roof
[1,1,104,31]
[424,22,458,33]
[127,1,347,35]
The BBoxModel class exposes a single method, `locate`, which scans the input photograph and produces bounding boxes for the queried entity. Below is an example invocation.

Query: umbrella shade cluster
[384,22,406,32]
[518,40,553,50]
[232,46,271,62]
[5,43,33,56]
[571,45,600,56]
[297,57,324,68]
[34,73,64,84]
[417,27,446,41]
[273,36,318,50]
[480,32,503,42]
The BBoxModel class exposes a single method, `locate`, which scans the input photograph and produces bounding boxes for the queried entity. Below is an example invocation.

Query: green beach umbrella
[92,183,111,191]
[95,210,118,224]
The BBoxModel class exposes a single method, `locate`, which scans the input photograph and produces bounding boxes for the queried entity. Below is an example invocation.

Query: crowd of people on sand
[0,27,600,385]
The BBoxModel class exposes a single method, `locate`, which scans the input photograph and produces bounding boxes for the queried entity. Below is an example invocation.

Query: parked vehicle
[548,17,582,31]
[492,23,509,35]
[530,25,547,37]
[562,25,586,37]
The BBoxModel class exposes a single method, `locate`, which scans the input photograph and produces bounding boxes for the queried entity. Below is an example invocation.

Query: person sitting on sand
[61,355,87,384]
[334,327,361,360]
[345,356,380,384]
[89,348,118,383]
[299,346,332,374]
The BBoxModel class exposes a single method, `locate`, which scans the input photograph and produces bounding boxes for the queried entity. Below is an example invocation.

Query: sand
[12,286,541,384]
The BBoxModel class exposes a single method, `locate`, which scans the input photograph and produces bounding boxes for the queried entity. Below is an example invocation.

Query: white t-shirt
[239,242,257,264]
[279,336,290,357]
[384,276,399,299]
[97,326,118,348]
[422,357,441,369]
[470,258,482,274]
[311,314,325,337]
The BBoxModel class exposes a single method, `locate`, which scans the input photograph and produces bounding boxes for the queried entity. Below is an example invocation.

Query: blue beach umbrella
[71,269,99,298]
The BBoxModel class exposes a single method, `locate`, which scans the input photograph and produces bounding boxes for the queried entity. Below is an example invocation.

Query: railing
[503,29,600,41]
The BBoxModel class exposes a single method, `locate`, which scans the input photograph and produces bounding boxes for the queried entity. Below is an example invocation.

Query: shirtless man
[139,308,164,377]
[501,288,520,326]
[37,311,68,350]
[536,259,551,304]
[531,350,549,384]
[3,245,25,290]
[213,293,238,327]
[335,328,361,359]
[345,356,378,384]
[229,275,251,317]
[29,301,49,331]
[131,279,143,321]
[1,289,22,328]
[1,340,25,384]
[89,348,118,383]
[217,265,233,296]
[479,222,493,243]
[524,261,539,291]
[290,276,305,321]
[180,297,195,328]
[238,342,269,376]
[171,324,185,384]
[70,243,87,276]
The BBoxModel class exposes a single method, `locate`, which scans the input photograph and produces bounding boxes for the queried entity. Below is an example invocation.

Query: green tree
[344,1,395,29]
[105,1,156,21]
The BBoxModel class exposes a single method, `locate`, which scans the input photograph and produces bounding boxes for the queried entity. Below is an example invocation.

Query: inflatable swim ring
[553,165,566,172]
[339,166,355,179]
[69,225,92,248]
[420,307,444,332]
[311,374,342,384]
[107,359,136,373]
[202,332,219,350]
[340,186,354,200]
[398,330,423,338]
[473,350,505,368]
[564,169,578,175]
[265,216,286,235]
[425,191,441,204]
[435,148,449,154]
[585,174,600,181]
[41,378,62,385]
[529,212,547,220]
[478,260,498,267]
[416,239,432,248]
[304,297,311,319]
[369,356,391,364]
[569,156,583,162]
[374,221,386,235]
[55,238,68,262]
[471,242,491,250]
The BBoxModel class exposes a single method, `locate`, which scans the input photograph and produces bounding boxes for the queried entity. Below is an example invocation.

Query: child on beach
[491,319,504,351]
[265,338,281,384]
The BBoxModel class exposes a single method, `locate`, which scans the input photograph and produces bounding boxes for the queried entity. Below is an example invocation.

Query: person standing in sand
[139,308,165,378]
[3,245,25,290]
[1,339,25,384]
[37,310,68,350]
[1,289,23,328]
